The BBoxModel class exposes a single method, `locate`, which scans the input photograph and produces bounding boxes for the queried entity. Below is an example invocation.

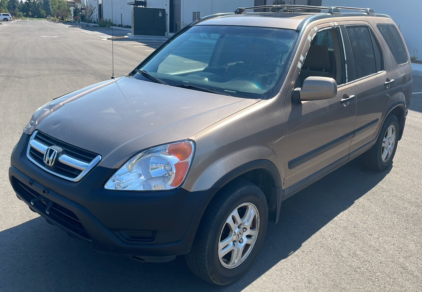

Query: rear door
[376,23,413,111]
[342,22,394,155]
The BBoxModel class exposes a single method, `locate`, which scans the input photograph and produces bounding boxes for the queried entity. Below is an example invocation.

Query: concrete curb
[412,63,422,77]
[68,22,130,31]
[106,35,167,43]
[111,26,131,32]
[127,35,168,42]
[67,21,166,42]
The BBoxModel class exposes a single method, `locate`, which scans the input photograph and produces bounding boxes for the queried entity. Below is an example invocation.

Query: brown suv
[10,4,412,285]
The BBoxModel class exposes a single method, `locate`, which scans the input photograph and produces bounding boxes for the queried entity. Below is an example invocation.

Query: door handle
[385,78,395,86]
[341,95,356,103]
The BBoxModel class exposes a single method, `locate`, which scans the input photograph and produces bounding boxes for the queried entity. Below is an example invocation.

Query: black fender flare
[382,102,406,140]
[209,159,284,223]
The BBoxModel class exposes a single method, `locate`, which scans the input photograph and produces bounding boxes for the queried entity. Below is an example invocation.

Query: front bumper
[9,134,214,260]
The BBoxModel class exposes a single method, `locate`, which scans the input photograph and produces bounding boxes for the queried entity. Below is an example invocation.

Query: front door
[284,25,357,190]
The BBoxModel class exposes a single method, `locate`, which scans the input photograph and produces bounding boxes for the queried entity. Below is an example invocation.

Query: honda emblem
[43,147,58,166]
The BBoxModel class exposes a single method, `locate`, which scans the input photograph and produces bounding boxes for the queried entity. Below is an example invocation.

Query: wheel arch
[383,102,406,141]
[203,160,283,224]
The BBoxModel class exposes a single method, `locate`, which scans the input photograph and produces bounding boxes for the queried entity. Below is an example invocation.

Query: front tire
[185,180,268,285]
[362,115,399,171]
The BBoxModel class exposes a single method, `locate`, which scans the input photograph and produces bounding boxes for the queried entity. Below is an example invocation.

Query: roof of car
[197,13,312,30]
[196,5,391,31]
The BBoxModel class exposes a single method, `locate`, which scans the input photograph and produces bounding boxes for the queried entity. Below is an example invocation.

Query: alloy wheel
[218,202,260,269]
[381,124,396,162]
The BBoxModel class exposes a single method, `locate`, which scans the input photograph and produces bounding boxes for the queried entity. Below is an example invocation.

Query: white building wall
[101,0,254,31]
[179,0,254,28]
[102,0,134,26]
[322,0,422,59]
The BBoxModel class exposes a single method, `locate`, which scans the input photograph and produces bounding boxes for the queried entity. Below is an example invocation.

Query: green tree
[42,0,51,16]
[7,0,18,14]
[26,0,34,16]
[32,0,40,17]
[56,0,68,20]
[50,0,58,17]
[21,0,29,16]
[0,0,8,13]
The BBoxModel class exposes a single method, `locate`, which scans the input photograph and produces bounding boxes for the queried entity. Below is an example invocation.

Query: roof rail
[234,5,374,17]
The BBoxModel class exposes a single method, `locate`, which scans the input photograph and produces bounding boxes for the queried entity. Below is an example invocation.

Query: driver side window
[297,28,346,87]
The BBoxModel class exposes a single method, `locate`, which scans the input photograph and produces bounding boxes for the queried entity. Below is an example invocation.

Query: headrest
[303,45,331,71]
[242,41,276,64]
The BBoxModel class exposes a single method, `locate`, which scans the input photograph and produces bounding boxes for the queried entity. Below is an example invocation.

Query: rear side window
[377,24,408,64]
[370,32,384,72]
[346,26,382,80]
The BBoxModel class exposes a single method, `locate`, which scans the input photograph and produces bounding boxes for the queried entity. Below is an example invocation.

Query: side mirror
[293,77,337,102]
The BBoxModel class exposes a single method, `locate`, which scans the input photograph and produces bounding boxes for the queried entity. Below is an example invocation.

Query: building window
[193,12,200,21]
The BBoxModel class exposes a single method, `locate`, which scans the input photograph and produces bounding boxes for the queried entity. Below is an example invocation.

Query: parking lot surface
[0,20,421,291]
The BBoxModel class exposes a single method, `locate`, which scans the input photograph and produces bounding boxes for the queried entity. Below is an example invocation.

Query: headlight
[105,141,195,191]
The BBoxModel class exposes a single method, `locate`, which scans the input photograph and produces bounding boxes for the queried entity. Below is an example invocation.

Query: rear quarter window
[377,24,409,64]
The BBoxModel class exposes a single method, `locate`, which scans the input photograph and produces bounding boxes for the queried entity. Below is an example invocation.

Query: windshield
[134,25,297,99]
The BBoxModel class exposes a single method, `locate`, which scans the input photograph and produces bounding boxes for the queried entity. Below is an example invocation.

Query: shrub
[99,19,112,27]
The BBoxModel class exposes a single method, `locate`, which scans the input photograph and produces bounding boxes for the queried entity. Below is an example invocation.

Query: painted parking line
[133,46,155,51]
[412,92,422,95]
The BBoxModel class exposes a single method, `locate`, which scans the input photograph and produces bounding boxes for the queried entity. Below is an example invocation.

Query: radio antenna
[111,0,115,79]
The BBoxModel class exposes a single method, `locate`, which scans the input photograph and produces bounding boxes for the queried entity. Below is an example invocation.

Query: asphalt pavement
[1,20,421,292]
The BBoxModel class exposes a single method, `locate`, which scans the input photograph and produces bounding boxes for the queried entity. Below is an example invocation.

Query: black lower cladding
[11,177,91,241]
[10,133,215,257]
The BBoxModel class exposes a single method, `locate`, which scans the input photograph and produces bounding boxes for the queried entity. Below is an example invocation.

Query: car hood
[35,77,258,168]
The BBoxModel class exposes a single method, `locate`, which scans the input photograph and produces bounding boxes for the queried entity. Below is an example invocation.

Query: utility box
[132,7,166,36]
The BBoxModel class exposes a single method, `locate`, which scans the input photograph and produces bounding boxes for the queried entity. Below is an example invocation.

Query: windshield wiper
[176,84,232,96]
[136,69,168,85]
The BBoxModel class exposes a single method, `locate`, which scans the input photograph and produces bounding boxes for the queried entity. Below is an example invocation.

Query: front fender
[184,145,281,192]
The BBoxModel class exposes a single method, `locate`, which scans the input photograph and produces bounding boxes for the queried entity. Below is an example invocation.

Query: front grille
[12,178,91,241]
[27,131,101,182]
[35,132,97,162]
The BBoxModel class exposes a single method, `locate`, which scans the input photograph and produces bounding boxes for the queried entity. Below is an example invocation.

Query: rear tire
[3,18,8,22]
[362,115,399,171]
[185,180,268,285]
